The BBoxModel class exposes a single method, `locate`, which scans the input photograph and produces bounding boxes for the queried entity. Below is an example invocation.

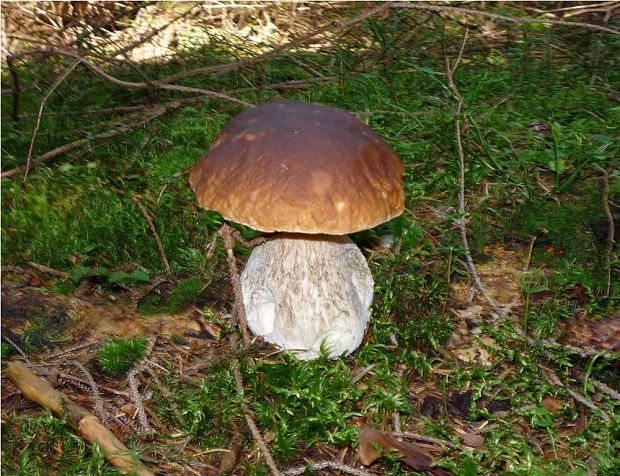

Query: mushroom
[189,101,404,359]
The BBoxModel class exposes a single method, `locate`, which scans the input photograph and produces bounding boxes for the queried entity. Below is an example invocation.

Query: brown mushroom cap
[189,101,404,234]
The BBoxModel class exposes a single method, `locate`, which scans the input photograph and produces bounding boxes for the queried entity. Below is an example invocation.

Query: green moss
[245,355,361,462]
[138,276,205,315]
[98,335,148,377]
[1,411,118,475]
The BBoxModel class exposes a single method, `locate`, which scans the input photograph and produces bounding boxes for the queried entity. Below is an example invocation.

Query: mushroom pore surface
[241,235,373,360]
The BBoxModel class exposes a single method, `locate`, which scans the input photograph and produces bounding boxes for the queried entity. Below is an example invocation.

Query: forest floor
[1,3,619,475]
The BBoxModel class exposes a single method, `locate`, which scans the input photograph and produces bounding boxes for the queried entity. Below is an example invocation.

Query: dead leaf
[459,431,484,448]
[358,427,454,475]
[541,395,563,414]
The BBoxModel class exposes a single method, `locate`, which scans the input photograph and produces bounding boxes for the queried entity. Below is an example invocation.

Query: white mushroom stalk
[241,235,374,360]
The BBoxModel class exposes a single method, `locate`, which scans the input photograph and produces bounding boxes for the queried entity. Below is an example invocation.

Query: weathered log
[5,361,153,476]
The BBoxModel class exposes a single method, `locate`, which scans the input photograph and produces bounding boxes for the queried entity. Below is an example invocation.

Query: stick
[219,224,251,345]
[112,4,200,57]
[6,54,20,121]
[283,461,372,476]
[443,31,505,315]
[540,365,611,421]
[156,2,394,85]
[232,361,280,476]
[2,96,196,178]
[396,3,620,36]
[392,431,461,450]
[23,57,82,179]
[16,47,251,107]
[28,261,70,279]
[219,223,278,474]
[600,167,615,297]
[5,362,154,476]
[133,197,171,275]
[67,361,106,420]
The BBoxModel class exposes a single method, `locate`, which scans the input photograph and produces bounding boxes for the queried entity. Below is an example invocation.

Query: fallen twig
[28,261,70,279]
[227,76,337,94]
[541,365,611,421]
[232,360,280,476]
[112,3,201,57]
[133,197,172,276]
[218,223,279,474]
[219,224,251,345]
[1,334,31,364]
[67,360,105,420]
[5,361,154,476]
[156,2,394,84]
[599,167,615,297]
[24,57,82,179]
[6,54,20,121]
[127,368,153,435]
[16,47,251,107]
[2,96,197,178]
[443,30,504,315]
[283,460,372,476]
[392,431,462,450]
[397,3,620,36]
[127,336,158,435]
[42,339,101,360]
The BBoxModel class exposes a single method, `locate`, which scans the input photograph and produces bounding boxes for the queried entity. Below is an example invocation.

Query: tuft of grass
[98,335,148,377]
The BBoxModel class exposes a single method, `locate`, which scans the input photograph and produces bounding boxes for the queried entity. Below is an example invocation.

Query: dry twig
[392,431,461,450]
[67,360,105,420]
[397,3,620,35]
[1,334,31,364]
[24,57,82,179]
[28,261,70,279]
[2,96,197,178]
[218,223,279,474]
[15,47,251,106]
[127,368,153,435]
[133,197,172,275]
[541,365,611,421]
[232,361,281,476]
[158,2,394,84]
[127,336,158,436]
[6,55,20,121]
[599,167,615,297]
[6,362,154,476]
[443,30,504,315]
[283,461,372,476]
[219,224,251,345]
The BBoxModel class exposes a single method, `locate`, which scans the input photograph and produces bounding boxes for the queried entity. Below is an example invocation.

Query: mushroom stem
[241,234,373,360]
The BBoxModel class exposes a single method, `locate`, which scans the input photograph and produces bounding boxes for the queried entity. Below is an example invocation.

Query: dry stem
[68,360,105,420]
[24,57,82,179]
[219,224,251,345]
[443,30,504,316]
[232,361,281,476]
[397,3,620,35]
[133,197,172,275]
[2,96,197,178]
[600,167,615,297]
[6,362,154,476]
[283,461,372,476]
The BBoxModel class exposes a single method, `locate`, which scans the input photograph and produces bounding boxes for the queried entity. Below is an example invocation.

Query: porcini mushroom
[189,101,404,359]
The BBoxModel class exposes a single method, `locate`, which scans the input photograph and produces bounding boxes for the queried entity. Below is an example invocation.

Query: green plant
[518,269,549,344]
